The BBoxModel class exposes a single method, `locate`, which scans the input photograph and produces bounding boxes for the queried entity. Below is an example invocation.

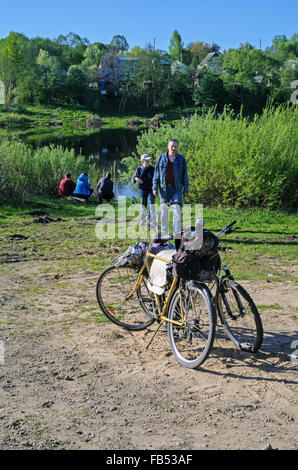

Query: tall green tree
[82,42,107,66]
[169,30,183,61]
[54,32,89,66]
[0,32,28,103]
[120,48,189,111]
[66,65,88,103]
[110,35,129,53]
[36,49,61,70]
[188,41,212,65]
[193,70,226,110]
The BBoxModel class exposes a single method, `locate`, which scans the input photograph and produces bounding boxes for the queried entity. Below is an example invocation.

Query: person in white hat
[131,154,156,228]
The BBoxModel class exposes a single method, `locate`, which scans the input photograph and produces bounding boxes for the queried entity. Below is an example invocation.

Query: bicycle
[96,220,263,369]
[213,221,263,354]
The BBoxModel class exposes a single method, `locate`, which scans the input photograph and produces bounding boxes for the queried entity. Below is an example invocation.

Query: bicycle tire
[96,265,155,330]
[136,268,157,321]
[167,283,217,369]
[217,279,263,352]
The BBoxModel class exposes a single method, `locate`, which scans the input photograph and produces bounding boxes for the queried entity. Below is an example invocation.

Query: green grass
[0,104,105,147]
[256,304,281,310]
[0,196,297,282]
[0,196,100,222]
[0,104,97,128]
[0,102,189,143]
[0,103,151,136]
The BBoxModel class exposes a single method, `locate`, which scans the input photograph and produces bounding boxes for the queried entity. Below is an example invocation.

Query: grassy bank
[0,197,297,282]
[0,104,96,128]
[0,102,188,140]
[0,103,160,134]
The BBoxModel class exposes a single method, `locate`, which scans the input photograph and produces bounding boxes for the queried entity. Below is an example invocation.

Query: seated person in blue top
[132,154,156,227]
[73,172,93,200]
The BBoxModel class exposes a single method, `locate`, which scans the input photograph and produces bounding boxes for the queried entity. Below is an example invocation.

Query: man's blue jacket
[153,152,189,193]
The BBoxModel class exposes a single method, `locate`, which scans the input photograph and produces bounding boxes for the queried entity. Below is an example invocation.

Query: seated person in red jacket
[58,173,76,197]
[96,172,114,204]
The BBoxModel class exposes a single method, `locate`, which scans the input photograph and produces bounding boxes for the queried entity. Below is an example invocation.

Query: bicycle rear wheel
[167,284,217,369]
[218,279,263,352]
[96,265,155,330]
[136,269,157,320]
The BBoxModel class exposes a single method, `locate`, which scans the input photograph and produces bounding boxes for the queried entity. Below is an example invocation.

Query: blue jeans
[159,186,182,238]
[139,190,156,226]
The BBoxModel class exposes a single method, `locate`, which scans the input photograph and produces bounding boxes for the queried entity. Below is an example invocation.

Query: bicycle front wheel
[96,265,155,330]
[218,279,263,352]
[167,284,217,369]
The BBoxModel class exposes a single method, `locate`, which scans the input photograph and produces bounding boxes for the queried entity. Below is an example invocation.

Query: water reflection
[83,129,140,199]
[24,127,139,158]
[8,127,141,198]
[90,148,139,200]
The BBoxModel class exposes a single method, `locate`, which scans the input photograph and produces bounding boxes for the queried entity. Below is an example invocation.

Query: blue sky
[1,0,297,52]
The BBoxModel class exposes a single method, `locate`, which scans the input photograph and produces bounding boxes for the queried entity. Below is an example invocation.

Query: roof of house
[197,52,219,70]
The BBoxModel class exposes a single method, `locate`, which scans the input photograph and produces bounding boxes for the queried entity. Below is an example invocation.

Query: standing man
[132,154,156,228]
[153,139,188,247]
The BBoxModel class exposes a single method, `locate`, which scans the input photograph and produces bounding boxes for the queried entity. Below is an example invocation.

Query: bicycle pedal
[240,343,254,352]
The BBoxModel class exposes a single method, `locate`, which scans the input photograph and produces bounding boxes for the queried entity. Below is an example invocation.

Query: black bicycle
[213,220,263,354]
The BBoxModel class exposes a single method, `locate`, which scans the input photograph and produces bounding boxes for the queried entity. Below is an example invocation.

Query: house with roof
[97,55,139,92]
[197,52,219,71]
[194,52,220,85]
[97,55,171,92]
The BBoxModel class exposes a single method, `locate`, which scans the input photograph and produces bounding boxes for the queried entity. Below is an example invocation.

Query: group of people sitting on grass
[58,171,114,203]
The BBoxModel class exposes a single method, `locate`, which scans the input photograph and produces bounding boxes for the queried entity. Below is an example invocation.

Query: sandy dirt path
[0,260,297,450]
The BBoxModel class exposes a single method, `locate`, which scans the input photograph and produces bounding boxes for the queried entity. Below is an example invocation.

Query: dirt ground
[0,258,297,451]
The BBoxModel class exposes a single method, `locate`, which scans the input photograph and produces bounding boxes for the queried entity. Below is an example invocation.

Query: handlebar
[216,220,238,238]
[148,221,238,251]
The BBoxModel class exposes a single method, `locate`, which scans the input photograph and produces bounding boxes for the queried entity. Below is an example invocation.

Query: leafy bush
[0,138,97,203]
[0,139,33,203]
[119,105,298,208]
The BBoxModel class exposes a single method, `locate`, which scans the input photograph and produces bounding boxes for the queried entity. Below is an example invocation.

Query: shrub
[0,139,33,203]
[0,138,98,203]
[119,105,298,208]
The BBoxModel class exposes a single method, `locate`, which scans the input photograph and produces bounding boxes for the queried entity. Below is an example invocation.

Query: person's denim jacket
[153,152,189,193]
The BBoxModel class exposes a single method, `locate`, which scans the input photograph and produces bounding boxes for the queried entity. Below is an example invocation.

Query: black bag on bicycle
[172,228,220,281]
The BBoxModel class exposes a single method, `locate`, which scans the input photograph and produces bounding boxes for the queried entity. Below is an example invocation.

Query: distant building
[97,55,138,91]
[97,55,171,91]
[253,76,263,84]
[197,52,220,72]
[194,52,220,86]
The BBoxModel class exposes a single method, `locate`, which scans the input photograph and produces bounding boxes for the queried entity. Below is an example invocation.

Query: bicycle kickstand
[146,320,165,350]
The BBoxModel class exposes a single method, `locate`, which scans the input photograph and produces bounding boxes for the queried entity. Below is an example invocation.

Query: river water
[16,127,141,199]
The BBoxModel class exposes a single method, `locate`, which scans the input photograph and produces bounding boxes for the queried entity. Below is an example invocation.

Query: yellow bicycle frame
[125,249,187,348]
